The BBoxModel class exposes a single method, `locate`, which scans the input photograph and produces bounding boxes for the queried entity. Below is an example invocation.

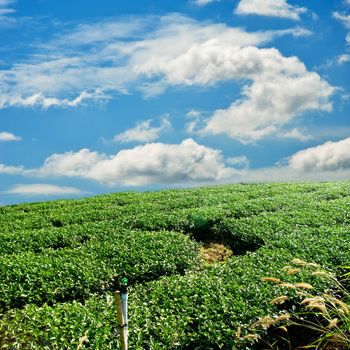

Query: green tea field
[1,182,350,349]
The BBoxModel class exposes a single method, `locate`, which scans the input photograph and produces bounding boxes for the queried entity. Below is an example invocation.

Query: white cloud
[226,156,250,168]
[0,163,23,174]
[235,0,307,20]
[319,54,350,69]
[5,184,84,196]
[0,0,16,25]
[333,10,350,46]
[281,128,313,142]
[233,166,350,183]
[192,0,220,6]
[0,14,311,108]
[224,138,350,182]
[0,89,111,109]
[2,138,350,186]
[131,28,310,88]
[186,120,199,134]
[286,27,312,37]
[58,19,150,46]
[0,131,21,141]
[185,110,203,134]
[0,15,333,143]
[36,149,103,179]
[333,11,350,28]
[187,110,201,118]
[202,47,334,143]
[337,54,350,64]
[289,137,350,172]
[114,116,171,143]
[31,139,235,186]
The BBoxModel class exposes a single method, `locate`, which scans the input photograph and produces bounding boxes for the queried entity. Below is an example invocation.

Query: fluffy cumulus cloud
[130,27,310,89]
[202,47,334,143]
[130,30,332,143]
[0,131,21,141]
[33,139,235,186]
[235,0,307,20]
[0,15,333,143]
[223,138,350,182]
[0,14,311,108]
[5,184,84,196]
[289,137,350,172]
[2,137,350,186]
[114,116,171,143]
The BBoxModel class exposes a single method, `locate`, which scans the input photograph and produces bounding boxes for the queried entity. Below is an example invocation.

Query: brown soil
[199,242,233,264]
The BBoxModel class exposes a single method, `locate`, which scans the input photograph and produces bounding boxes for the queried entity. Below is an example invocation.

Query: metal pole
[113,273,129,350]
[115,291,128,350]
[121,292,128,348]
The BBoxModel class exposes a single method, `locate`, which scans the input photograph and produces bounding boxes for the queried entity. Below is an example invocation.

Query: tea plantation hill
[0,182,349,349]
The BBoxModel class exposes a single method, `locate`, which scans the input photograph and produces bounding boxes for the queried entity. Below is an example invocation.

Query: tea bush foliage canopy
[0,181,350,349]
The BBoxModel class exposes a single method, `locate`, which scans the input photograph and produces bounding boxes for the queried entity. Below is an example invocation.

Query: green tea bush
[0,248,334,349]
[0,181,349,349]
[0,230,199,310]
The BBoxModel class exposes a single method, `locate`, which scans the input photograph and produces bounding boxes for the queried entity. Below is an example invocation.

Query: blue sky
[0,0,349,205]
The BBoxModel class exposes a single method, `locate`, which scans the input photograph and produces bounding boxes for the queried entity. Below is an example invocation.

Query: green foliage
[0,181,350,349]
[0,229,199,310]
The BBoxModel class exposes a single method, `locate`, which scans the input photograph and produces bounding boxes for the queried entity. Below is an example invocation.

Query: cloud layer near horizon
[5,184,84,196]
[289,137,350,172]
[32,139,235,186]
[1,137,350,189]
